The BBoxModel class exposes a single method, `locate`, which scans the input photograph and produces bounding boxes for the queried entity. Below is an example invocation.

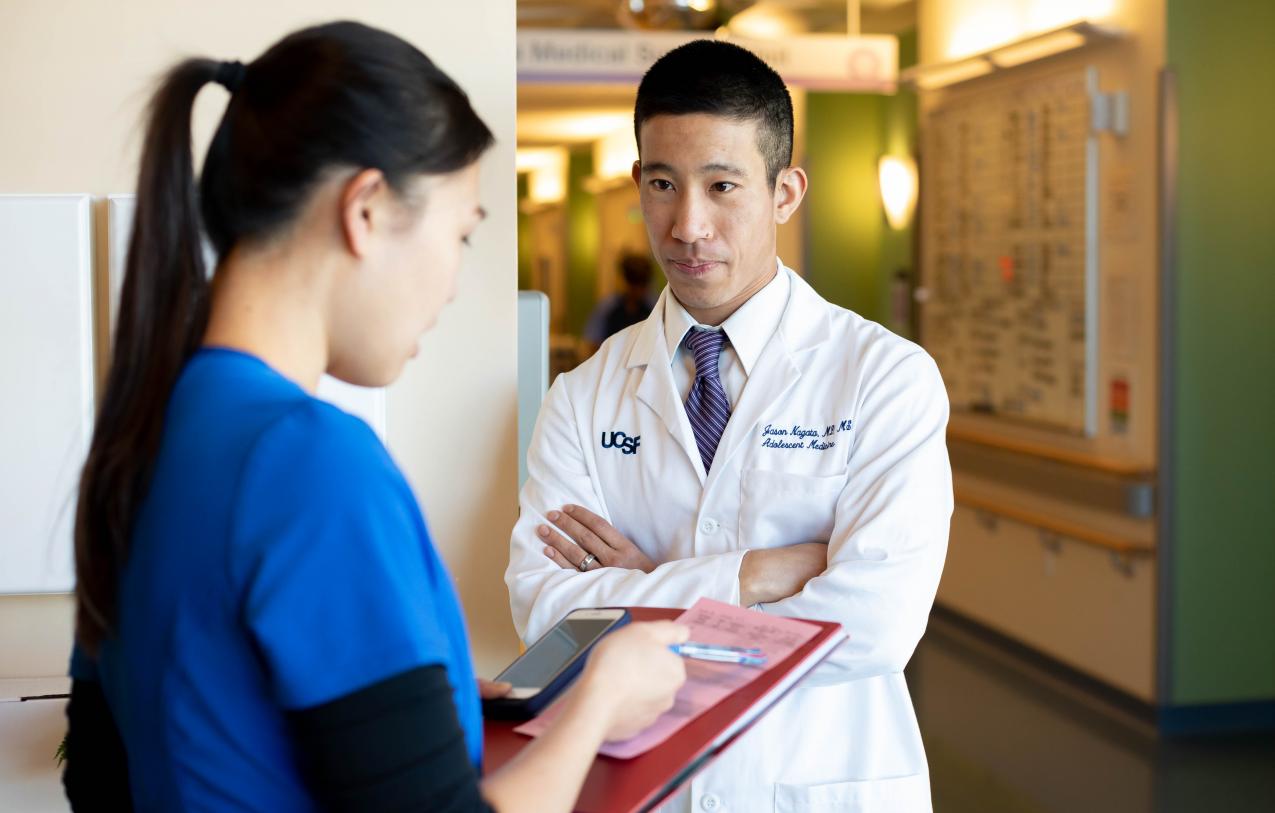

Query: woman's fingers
[477,678,513,699]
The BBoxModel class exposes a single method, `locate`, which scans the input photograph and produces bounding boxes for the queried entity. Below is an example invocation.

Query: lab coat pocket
[774,773,931,812]
[740,469,844,549]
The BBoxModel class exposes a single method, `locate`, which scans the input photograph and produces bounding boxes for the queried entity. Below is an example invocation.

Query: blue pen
[670,641,768,666]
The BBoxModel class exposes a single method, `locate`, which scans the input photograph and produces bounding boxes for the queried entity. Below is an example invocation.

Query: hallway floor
[908,613,1275,813]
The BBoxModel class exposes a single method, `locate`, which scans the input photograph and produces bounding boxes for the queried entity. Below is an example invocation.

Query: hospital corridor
[1,1,1271,811]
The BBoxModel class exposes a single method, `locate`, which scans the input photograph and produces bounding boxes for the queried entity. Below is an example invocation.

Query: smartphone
[483,607,629,719]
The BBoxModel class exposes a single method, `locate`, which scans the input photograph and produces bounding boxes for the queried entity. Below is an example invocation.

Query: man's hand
[538,504,657,574]
[739,542,829,606]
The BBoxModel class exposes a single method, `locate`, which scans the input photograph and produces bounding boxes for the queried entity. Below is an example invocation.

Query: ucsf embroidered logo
[601,431,641,455]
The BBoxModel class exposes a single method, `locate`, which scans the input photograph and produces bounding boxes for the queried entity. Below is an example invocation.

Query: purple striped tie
[683,328,731,474]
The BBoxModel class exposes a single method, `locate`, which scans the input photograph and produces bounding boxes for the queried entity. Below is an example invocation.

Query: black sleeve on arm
[288,665,497,813]
[62,678,134,812]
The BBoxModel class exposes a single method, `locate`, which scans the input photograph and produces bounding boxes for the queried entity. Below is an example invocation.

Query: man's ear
[339,168,388,258]
[773,166,809,225]
[631,159,642,189]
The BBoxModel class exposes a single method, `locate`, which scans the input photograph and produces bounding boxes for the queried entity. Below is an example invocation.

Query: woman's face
[328,163,485,387]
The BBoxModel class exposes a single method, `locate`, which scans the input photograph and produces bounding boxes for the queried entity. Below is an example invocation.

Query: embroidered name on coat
[760,420,853,451]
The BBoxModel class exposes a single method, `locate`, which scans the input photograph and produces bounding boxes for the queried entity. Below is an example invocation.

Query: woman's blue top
[71,347,482,811]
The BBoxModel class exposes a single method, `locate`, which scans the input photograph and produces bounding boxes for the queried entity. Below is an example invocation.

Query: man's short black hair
[635,40,793,188]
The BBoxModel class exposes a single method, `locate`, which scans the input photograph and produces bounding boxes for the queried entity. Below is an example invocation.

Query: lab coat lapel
[708,269,833,484]
[626,293,708,485]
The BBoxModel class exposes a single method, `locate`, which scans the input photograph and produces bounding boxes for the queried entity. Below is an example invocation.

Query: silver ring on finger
[578,553,597,572]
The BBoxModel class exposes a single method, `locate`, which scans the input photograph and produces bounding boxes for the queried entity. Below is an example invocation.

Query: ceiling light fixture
[912,57,992,90]
[902,20,1120,90]
[989,29,1088,68]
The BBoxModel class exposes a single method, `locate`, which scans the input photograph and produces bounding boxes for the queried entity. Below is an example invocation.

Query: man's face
[634,113,786,319]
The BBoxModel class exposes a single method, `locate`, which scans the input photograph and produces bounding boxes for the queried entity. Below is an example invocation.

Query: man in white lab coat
[506,40,952,812]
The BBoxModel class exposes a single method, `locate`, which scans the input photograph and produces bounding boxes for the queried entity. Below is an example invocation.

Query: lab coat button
[700,793,720,811]
[700,518,720,534]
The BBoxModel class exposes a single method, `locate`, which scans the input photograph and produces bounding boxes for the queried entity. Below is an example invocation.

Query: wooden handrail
[955,489,1155,558]
[948,425,1156,478]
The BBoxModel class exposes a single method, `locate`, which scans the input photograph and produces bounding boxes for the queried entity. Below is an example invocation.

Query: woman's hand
[480,621,690,812]
[477,678,512,700]
[575,621,690,741]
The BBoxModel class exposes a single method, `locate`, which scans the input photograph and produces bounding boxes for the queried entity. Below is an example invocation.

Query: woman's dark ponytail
[74,21,495,654]
[75,59,220,653]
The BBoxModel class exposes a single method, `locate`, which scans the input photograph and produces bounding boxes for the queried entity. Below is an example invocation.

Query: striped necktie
[682,328,731,474]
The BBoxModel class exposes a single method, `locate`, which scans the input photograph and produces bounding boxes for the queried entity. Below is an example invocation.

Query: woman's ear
[339,168,388,257]
[773,166,809,225]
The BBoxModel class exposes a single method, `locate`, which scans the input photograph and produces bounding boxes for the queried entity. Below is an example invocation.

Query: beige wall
[0,0,519,678]
[780,86,807,276]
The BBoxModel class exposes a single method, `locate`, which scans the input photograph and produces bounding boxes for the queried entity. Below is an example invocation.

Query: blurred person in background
[582,251,660,355]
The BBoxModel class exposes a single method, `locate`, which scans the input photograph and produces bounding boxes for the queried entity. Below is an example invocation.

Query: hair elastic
[214,60,246,93]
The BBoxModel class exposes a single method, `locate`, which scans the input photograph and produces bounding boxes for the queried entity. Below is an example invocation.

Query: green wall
[879,28,919,338]
[805,93,888,322]
[805,29,917,332]
[566,147,599,336]
[1167,0,1275,705]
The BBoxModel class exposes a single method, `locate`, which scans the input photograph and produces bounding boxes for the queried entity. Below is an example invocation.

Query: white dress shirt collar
[662,258,791,376]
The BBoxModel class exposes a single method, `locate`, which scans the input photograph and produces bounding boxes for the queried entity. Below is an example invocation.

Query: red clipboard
[483,607,846,813]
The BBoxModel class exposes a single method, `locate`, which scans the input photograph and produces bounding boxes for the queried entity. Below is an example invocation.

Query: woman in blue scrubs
[63,21,688,812]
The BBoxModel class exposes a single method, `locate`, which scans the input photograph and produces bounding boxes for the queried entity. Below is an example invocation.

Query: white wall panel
[0,195,95,594]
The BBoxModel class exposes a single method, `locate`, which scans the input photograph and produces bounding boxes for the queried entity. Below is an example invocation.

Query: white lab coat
[506,264,952,812]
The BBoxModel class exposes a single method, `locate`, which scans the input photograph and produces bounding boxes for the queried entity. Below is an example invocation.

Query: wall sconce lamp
[878,154,918,230]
